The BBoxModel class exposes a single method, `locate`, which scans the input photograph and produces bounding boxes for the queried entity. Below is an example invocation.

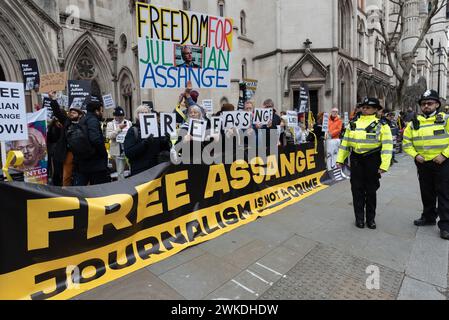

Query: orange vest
[328,116,343,139]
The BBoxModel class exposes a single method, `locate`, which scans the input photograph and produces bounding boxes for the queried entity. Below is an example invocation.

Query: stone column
[108,41,119,102]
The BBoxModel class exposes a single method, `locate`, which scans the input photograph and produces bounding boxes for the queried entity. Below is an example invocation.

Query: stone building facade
[0,0,447,117]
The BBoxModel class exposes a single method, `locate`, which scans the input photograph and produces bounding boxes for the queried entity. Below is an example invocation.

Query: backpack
[66,118,96,160]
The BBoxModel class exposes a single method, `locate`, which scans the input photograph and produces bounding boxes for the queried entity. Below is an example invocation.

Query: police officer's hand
[433,154,447,165]
[336,163,344,169]
[378,169,387,175]
[415,155,425,164]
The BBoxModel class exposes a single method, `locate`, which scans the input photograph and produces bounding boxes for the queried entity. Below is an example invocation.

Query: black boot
[355,220,365,229]
[414,217,436,227]
[367,221,377,230]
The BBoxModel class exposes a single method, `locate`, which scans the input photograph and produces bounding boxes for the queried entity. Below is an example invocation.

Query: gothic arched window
[183,0,191,11]
[75,51,96,79]
[240,10,247,36]
[241,59,247,79]
[338,0,352,51]
[218,0,225,17]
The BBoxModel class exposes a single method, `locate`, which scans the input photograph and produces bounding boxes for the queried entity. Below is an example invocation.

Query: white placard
[0,82,28,141]
[57,95,69,108]
[344,112,349,127]
[221,111,252,130]
[161,113,177,138]
[103,94,116,110]
[116,133,127,144]
[202,99,214,114]
[322,113,330,133]
[211,117,222,136]
[189,119,207,142]
[253,108,273,125]
[139,113,159,139]
[287,111,299,128]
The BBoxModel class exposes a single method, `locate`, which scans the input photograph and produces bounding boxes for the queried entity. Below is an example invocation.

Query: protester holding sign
[174,83,201,124]
[106,107,132,180]
[48,91,84,186]
[47,117,64,186]
[71,98,110,186]
[124,106,171,176]
[326,108,343,170]
[280,115,296,146]
[176,105,210,164]
[261,99,282,153]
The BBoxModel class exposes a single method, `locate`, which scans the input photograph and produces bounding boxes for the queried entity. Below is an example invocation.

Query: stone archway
[65,32,113,98]
[0,1,58,81]
[118,67,136,119]
[0,63,5,82]
[357,79,367,102]
[338,61,352,113]
[377,86,385,109]
[368,85,376,98]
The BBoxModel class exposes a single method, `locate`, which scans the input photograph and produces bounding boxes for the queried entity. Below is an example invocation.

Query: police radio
[435,113,445,124]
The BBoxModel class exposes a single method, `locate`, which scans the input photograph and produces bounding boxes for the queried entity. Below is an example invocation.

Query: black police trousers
[350,151,381,223]
[416,160,449,232]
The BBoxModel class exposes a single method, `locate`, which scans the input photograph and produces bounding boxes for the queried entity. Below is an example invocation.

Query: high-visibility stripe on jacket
[337,114,394,172]
[402,112,449,161]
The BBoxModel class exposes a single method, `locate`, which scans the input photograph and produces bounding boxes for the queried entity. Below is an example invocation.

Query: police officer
[403,90,449,240]
[337,98,394,229]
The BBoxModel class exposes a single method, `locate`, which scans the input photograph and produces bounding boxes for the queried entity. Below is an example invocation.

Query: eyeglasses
[420,101,438,107]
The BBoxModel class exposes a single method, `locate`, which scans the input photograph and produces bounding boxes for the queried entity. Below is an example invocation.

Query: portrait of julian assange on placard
[175,45,203,69]
[8,126,47,172]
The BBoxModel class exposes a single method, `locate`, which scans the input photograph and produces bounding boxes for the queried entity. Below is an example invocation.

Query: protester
[174,84,201,124]
[280,115,295,146]
[48,91,83,186]
[241,101,260,154]
[124,106,171,176]
[261,99,282,152]
[263,99,282,128]
[106,107,132,180]
[326,107,343,170]
[70,97,111,186]
[47,118,64,186]
[402,90,449,240]
[350,103,363,121]
[403,107,416,123]
[337,98,394,229]
[313,112,325,141]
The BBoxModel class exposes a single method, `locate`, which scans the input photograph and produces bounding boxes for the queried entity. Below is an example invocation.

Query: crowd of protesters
[3,83,441,187]
[1,85,313,187]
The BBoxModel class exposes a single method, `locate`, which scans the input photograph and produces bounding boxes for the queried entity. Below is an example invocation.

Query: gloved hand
[165,133,171,141]
[144,134,155,146]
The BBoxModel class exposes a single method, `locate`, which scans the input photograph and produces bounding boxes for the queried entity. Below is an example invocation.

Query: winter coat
[124,124,171,176]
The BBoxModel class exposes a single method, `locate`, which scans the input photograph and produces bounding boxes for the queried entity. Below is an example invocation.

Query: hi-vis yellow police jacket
[402,112,449,161]
[337,114,394,172]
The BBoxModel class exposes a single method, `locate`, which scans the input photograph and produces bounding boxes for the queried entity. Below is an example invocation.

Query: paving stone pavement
[77,154,449,300]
